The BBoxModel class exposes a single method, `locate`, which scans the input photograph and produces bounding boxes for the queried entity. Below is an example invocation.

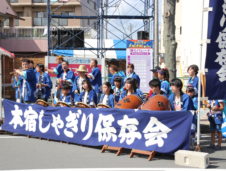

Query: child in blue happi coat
[35,64,52,101]
[148,79,167,98]
[98,82,114,108]
[120,78,144,101]
[158,68,171,97]
[207,100,224,149]
[112,76,124,103]
[56,83,73,106]
[77,79,97,107]
[168,78,194,111]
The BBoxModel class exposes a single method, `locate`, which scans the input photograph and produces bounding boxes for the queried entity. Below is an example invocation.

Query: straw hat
[76,65,88,73]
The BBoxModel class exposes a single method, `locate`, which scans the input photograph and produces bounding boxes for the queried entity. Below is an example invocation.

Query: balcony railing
[0,28,47,39]
[9,0,18,3]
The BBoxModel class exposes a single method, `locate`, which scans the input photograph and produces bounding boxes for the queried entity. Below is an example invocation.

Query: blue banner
[2,100,192,153]
[205,0,226,99]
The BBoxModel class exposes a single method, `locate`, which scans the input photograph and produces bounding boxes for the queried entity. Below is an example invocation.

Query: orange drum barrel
[141,95,170,111]
[115,94,143,109]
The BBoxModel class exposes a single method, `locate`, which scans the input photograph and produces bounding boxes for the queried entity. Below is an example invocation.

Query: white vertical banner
[126,40,153,93]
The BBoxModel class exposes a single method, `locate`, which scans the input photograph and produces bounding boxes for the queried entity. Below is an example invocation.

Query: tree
[163,0,177,80]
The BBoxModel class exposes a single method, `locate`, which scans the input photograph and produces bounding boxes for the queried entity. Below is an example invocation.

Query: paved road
[0,133,225,170]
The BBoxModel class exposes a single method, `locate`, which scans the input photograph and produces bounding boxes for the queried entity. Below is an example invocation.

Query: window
[51,12,69,26]
[33,12,47,26]
[3,19,9,27]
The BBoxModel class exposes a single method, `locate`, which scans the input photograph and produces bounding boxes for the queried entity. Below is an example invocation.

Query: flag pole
[195,0,205,152]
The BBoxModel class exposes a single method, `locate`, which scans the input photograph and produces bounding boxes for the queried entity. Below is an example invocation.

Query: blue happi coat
[168,93,195,111]
[18,69,36,102]
[54,64,63,78]
[89,67,102,94]
[35,72,52,101]
[79,89,98,106]
[98,94,115,108]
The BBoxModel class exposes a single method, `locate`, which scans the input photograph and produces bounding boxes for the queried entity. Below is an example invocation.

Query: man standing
[87,59,102,96]
[15,59,36,103]
[47,56,64,78]
[150,66,161,79]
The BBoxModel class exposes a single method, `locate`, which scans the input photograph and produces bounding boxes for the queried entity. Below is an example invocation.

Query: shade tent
[51,39,127,59]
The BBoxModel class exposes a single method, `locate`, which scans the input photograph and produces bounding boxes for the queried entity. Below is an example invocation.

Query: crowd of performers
[11,56,224,149]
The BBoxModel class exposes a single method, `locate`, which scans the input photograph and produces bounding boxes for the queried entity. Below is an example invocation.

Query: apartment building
[1,0,97,67]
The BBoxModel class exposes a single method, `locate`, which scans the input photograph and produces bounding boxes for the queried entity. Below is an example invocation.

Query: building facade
[1,0,97,68]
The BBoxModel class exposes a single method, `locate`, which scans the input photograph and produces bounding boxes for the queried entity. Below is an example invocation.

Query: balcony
[9,0,80,6]
[32,0,80,6]
[9,0,32,6]
[0,28,47,39]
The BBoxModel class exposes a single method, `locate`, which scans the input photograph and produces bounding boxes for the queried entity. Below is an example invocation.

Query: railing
[9,0,18,3]
[0,28,47,39]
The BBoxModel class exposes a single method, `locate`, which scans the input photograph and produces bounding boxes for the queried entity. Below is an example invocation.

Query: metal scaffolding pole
[154,0,159,66]
[47,0,51,56]
[47,0,154,58]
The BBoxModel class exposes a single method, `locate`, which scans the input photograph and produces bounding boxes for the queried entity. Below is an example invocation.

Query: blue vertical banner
[2,100,193,153]
[205,0,226,99]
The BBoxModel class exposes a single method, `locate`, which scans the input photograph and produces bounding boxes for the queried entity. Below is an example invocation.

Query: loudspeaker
[52,29,84,49]
[137,31,149,40]
[175,150,209,169]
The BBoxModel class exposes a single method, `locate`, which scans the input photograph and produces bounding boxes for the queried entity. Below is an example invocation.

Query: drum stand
[129,149,156,161]
[101,145,123,156]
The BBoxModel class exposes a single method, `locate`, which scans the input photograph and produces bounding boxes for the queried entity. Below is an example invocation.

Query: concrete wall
[175,0,209,77]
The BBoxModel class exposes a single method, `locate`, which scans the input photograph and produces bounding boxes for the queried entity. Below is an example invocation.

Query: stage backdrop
[205,0,226,99]
[2,99,192,153]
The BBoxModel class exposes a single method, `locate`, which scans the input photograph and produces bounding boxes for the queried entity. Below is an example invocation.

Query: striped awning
[0,47,15,58]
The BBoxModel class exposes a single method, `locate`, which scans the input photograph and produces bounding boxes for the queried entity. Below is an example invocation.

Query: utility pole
[163,0,177,79]
[154,0,159,67]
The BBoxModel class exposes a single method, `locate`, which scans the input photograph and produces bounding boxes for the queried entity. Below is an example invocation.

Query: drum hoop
[76,102,91,108]
[36,99,49,106]
[56,101,70,107]
[97,104,110,108]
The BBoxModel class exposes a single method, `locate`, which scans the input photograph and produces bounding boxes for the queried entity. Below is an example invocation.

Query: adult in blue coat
[87,59,102,96]
[15,59,36,103]
[187,64,199,95]
[124,63,140,88]
[11,73,20,102]
[108,65,124,87]
[72,65,89,102]
[47,56,64,78]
